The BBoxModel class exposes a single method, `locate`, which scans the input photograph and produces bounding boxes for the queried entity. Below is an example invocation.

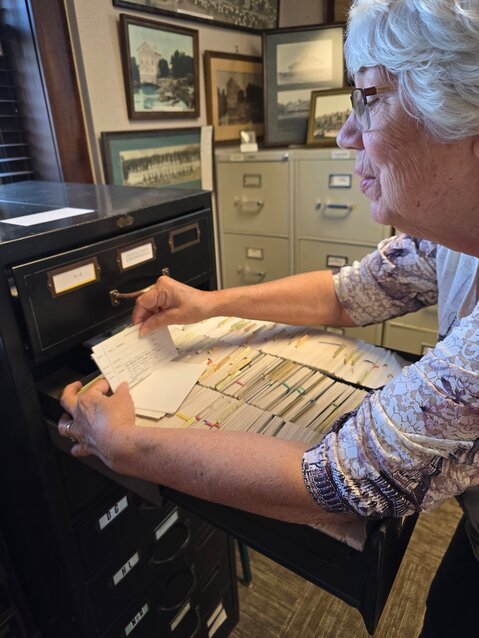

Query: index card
[92,324,204,415]
[1,207,94,226]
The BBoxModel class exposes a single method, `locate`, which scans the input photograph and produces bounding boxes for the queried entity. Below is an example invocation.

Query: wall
[66,0,262,183]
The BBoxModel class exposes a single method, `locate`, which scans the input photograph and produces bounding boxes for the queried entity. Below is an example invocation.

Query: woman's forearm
[208,270,356,327]
[110,426,356,526]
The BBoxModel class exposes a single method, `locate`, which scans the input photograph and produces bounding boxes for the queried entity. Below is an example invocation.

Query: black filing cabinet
[0,182,239,638]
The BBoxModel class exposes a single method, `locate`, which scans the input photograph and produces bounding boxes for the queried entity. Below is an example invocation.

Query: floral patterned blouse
[302,234,479,559]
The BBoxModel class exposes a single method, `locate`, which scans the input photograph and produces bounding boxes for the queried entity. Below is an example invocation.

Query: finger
[60,380,83,415]
[58,413,74,439]
[86,377,111,396]
[70,442,91,458]
[115,380,131,395]
[139,313,168,336]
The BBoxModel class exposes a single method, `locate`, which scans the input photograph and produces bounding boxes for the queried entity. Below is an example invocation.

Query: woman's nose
[336,111,364,150]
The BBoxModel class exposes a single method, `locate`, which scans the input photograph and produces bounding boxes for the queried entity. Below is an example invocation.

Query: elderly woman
[60,1,479,635]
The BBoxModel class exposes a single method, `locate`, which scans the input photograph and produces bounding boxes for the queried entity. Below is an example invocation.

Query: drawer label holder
[47,257,100,297]
[117,239,156,271]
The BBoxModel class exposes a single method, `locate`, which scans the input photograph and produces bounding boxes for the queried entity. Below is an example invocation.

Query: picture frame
[204,51,263,144]
[113,0,279,33]
[101,127,206,190]
[263,24,345,147]
[306,87,351,147]
[119,13,199,120]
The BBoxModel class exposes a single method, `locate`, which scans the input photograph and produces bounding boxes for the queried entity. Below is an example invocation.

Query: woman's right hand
[132,275,215,336]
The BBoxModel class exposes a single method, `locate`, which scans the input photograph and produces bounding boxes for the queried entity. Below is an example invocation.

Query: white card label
[98,495,128,530]
[112,551,140,587]
[124,603,149,636]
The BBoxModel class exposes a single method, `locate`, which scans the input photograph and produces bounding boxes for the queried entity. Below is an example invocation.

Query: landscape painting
[120,14,199,120]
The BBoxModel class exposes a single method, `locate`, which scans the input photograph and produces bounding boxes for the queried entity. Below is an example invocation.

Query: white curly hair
[345,0,479,141]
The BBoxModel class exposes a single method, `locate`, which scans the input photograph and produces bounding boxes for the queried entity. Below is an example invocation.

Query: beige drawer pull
[237,265,265,282]
[109,283,155,307]
[234,197,264,214]
[316,201,353,217]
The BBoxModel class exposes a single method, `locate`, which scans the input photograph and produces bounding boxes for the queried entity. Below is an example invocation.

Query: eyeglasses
[350,86,394,131]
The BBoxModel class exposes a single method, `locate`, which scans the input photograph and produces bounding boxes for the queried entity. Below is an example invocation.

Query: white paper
[1,207,94,226]
[131,361,204,415]
[92,324,204,415]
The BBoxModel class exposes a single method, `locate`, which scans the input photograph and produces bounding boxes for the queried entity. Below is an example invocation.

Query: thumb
[139,313,169,336]
[115,381,131,395]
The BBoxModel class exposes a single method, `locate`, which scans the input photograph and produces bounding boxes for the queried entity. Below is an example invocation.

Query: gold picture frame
[204,51,263,144]
[306,87,351,147]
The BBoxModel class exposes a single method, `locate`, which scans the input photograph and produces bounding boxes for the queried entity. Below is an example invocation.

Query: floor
[230,499,462,638]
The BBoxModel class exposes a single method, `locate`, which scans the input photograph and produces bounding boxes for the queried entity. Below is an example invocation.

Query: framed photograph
[101,127,206,189]
[119,13,199,120]
[306,88,351,146]
[113,0,279,33]
[263,24,345,146]
[204,51,263,144]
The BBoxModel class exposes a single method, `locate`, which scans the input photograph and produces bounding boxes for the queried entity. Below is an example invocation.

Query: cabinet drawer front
[12,209,214,360]
[383,321,438,355]
[217,162,289,235]
[296,159,386,243]
[221,234,290,288]
[296,238,373,273]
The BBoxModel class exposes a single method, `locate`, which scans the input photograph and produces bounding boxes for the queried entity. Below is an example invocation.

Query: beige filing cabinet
[293,148,391,345]
[215,147,438,353]
[216,149,293,287]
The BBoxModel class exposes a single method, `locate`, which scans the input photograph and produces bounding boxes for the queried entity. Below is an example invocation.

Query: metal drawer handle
[237,265,265,282]
[109,284,154,307]
[234,197,264,214]
[109,268,170,307]
[316,201,353,217]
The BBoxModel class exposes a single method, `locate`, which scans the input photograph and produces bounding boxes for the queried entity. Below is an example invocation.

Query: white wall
[65,0,261,182]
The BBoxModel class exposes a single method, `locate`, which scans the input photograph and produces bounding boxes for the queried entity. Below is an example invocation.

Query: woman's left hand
[58,379,135,469]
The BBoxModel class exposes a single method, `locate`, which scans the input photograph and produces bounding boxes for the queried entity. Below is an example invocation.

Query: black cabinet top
[0,181,210,264]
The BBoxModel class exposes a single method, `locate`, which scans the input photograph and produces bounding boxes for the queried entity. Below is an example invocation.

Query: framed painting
[306,87,351,146]
[101,127,205,189]
[204,51,263,144]
[113,0,279,33]
[119,13,199,120]
[263,24,345,146]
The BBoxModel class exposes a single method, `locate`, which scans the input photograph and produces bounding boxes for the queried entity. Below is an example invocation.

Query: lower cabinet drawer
[382,321,438,355]
[104,546,237,638]
[74,490,172,578]
[221,233,290,288]
[296,238,374,273]
[88,507,193,631]
[320,323,383,347]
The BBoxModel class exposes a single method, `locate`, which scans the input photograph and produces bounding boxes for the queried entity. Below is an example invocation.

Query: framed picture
[113,0,279,33]
[306,88,351,146]
[101,127,206,190]
[204,51,263,144]
[263,24,345,147]
[119,13,199,120]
